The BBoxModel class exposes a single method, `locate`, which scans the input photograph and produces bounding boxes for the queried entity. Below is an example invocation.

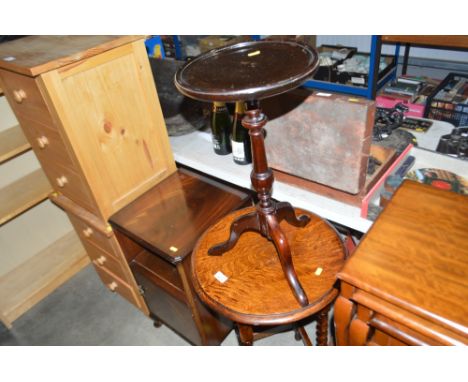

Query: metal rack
[303,36,397,99]
[146,35,399,100]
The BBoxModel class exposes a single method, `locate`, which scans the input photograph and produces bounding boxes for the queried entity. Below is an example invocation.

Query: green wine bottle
[231,101,252,165]
[210,102,232,155]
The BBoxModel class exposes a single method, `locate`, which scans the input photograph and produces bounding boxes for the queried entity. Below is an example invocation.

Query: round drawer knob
[83,227,93,238]
[96,255,106,266]
[108,281,118,292]
[37,136,49,149]
[13,89,27,103]
[56,175,68,188]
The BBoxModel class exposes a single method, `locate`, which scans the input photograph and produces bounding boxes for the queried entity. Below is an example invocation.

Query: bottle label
[231,140,245,161]
[212,136,222,150]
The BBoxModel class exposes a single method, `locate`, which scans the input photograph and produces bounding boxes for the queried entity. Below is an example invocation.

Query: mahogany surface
[110,167,250,264]
[174,41,319,102]
[192,206,346,326]
[175,40,321,307]
[336,180,468,345]
[110,168,251,346]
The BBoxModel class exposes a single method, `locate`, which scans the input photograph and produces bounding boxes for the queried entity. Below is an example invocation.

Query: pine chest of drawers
[0,36,177,314]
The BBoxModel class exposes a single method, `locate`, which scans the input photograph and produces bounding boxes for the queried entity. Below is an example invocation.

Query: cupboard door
[39,40,176,219]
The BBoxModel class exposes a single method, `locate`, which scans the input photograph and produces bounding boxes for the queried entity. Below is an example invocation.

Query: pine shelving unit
[0,89,89,329]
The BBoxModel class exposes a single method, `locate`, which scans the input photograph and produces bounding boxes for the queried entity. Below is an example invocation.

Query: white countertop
[169,119,466,234]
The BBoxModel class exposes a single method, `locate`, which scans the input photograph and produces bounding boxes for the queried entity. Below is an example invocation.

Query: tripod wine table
[175,40,341,310]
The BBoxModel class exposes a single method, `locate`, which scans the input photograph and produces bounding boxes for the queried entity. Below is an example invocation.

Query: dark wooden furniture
[109,168,251,345]
[335,180,468,345]
[192,206,347,345]
[175,40,321,307]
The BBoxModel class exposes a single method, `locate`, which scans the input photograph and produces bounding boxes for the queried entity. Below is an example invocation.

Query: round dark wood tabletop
[174,40,319,102]
[191,206,346,325]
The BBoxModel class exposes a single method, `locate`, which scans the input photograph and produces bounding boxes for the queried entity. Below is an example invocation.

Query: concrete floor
[0,264,324,346]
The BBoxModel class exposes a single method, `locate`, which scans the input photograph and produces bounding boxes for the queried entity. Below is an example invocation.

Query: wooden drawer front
[132,250,185,301]
[86,242,130,283]
[0,69,54,126]
[18,115,75,169]
[67,213,117,259]
[132,268,201,345]
[93,265,142,310]
[45,162,97,214]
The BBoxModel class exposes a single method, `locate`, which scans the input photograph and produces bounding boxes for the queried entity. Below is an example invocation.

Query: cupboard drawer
[132,267,201,345]
[45,162,97,214]
[86,241,130,283]
[67,212,117,259]
[0,69,55,126]
[93,265,142,309]
[132,250,185,301]
[18,115,75,169]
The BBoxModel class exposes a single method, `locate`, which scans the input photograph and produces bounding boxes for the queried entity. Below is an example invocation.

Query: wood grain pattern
[0,125,30,164]
[337,180,468,344]
[0,231,89,324]
[0,36,144,76]
[192,206,346,326]
[38,40,176,219]
[0,169,52,226]
[381,35,468,49]
[263,89,376,195]
[0,68,56,127]
[110,168,251,264]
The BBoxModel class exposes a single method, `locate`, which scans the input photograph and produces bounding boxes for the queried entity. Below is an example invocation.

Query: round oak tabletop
[191,207,346,326]
[174,40,319,102]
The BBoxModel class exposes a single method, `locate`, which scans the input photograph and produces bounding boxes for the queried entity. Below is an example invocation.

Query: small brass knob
[37,136,49,149]
[56,176,68,188]
[96,255,106,266]
[108,281,118,292]
[83,227,93,238]
[13,89,27,103]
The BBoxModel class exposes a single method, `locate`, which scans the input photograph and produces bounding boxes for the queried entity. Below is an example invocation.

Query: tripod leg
[275,201,310,227]
[266,214,309,307]
[208,212,261,256]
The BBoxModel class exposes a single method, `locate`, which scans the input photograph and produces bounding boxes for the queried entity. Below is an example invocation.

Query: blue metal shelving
[303,36,398,99]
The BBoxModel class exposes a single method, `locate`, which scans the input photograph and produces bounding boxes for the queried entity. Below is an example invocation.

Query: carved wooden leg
[349,319,370,346]
[349,305,372,345]
[275,201,310,228]
[208,211,261,256]
[334,295,355,345]
[237,324,254,346]
[316,306,330,346]
[267,214,309,307]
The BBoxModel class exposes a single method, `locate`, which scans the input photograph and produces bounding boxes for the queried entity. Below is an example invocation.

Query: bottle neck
[213,101,226,109]
[235,101,245,114]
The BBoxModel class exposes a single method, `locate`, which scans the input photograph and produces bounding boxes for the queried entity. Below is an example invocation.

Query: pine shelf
[0,230,89,328]
[0,169,52,226]
[0,124,31,164]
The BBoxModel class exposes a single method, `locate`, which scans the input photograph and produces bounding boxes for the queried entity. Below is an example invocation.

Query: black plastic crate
[424,72,468,127]
[337,53,396,87]
[313,44,357,83]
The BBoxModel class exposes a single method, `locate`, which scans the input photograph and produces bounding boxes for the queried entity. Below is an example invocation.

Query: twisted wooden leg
[316,306,330,346]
